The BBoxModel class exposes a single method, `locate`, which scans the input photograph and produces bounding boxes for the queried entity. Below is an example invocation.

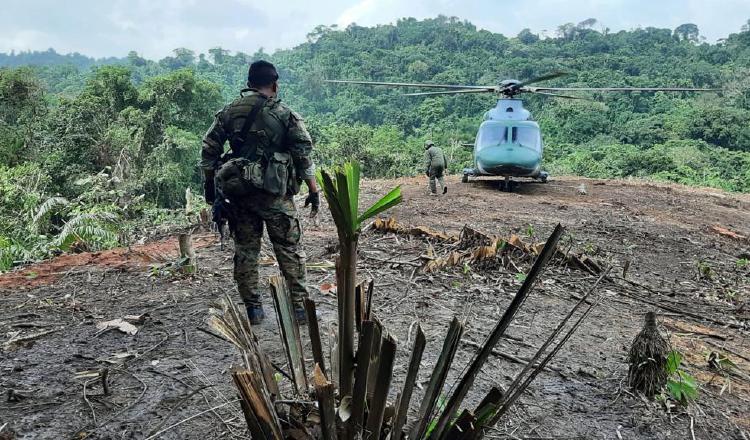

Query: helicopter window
[476,124,507,149]
[515,126,541,151]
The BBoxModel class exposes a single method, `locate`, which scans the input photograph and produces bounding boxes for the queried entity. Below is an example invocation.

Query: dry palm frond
[207,295,254,353]
[458,225,493,249]
[628,311,669,397]
[374,217,605,275]
[371,217,456,242]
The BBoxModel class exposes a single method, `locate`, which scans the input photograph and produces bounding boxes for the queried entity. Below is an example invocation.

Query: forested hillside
[2,16,750,270]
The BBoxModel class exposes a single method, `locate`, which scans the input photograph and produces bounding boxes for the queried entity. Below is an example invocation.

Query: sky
[1,0,749,59]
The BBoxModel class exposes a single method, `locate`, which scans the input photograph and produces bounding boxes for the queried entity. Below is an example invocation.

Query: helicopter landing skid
[461,170,548,192]
[461,168,476,183]
[498,176,517,192]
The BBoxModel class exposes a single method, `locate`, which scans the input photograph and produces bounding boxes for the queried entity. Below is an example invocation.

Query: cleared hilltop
[1,176,748,438]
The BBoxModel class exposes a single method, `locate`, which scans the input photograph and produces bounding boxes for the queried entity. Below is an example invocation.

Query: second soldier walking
[424,140,448,195]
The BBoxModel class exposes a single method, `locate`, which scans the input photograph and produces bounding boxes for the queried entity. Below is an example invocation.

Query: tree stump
[628,311,668,397]
[178,233,197,274]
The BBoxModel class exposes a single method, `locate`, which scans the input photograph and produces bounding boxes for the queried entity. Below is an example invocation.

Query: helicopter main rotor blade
[529,91,592,100]
[403,88,496,96]
[325,79,491,90]
[514,71,568,88]
[527,86,721,92]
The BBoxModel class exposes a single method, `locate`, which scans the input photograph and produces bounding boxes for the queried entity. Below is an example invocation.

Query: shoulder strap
[231,95,268,150]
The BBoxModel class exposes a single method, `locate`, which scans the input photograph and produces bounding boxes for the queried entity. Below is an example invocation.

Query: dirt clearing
[1,176,748,439]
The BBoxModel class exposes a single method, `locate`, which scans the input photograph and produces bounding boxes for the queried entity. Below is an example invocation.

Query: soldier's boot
[443,186,448,194]
[246,304,265,325]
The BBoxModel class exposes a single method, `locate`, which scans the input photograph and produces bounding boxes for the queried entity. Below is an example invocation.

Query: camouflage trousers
[428,166,446,194]
[231,192,308,307]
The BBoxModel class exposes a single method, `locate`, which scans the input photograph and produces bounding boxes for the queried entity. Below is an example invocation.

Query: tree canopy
[1,16,749,270]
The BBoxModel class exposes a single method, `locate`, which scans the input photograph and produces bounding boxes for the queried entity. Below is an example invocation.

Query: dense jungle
[1,16,749,268]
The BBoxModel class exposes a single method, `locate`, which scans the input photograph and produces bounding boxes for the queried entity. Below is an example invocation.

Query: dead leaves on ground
[95,314,148,336]
[371,217,603,275]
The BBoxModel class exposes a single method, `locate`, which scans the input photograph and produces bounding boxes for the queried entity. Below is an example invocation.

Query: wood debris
[711,225,747,240]
[95,318,139,335]
[209,223,605,440]
[373,218,603,275]
[270,275,308,395]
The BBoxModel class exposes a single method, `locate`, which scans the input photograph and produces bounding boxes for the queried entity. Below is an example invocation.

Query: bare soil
[1,175,749,439]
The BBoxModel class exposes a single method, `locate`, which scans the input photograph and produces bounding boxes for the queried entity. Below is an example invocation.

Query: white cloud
[0,29,50,53]
[337,0,385,27]
[0,0,748,58]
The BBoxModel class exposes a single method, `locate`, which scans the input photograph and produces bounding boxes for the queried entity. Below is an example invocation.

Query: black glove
[425,169,430,177]
[304,191,320,216]
[204,178,216,205]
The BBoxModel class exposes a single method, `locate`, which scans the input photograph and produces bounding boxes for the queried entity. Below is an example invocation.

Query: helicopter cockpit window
[515,127,541,151]
[476,124,507,150]
[477,123,540,151]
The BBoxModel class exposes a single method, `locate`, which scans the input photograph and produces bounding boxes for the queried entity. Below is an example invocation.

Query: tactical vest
[216,93,299,199]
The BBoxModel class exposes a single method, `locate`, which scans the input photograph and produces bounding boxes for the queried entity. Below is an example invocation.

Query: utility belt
[215,149,300,200]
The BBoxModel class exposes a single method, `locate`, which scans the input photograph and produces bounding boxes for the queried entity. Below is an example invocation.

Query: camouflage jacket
[424,145,448,170]
[201,89,314,178]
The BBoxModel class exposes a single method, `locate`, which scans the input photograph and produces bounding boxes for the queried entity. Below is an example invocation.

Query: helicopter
[326,73,719,191]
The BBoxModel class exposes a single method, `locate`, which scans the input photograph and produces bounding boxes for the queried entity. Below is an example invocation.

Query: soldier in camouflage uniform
[201,60,319,325]
[424,140,448,195]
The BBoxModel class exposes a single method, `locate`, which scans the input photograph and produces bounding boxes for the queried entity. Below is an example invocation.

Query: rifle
[212,196,226,250]
[211,153,238,251]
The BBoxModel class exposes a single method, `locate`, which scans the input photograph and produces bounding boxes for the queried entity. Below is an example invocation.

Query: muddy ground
[1,175,749,439]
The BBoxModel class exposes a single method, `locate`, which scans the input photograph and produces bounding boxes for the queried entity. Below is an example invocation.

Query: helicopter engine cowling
[484,99,531,121]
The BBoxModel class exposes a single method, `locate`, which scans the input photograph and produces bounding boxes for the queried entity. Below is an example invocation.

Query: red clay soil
[0,234,214,290]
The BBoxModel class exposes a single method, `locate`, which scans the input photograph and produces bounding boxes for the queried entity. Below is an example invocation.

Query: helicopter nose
[476,145,540,174]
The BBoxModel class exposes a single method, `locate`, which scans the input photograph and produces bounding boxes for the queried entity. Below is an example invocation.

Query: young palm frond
[317,161,403,239]
[317,160,402,398]
[31,196,70,232]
